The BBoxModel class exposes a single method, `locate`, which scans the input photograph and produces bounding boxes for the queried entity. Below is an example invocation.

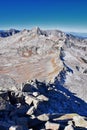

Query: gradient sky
[0,0,87,32]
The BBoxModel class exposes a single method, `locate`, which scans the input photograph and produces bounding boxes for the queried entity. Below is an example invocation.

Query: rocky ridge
[0,79,87,130]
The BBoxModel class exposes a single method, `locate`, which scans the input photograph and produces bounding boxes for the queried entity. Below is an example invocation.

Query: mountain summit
[31,27,42,35]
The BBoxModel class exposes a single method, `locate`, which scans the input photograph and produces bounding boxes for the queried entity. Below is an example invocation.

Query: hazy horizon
[0,0,87,33]
[1,26,87,34]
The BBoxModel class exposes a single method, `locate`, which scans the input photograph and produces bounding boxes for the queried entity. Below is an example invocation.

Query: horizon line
[0,25,87,33]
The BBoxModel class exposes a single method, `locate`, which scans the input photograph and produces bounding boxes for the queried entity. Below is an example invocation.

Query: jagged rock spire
[31,26,42,35]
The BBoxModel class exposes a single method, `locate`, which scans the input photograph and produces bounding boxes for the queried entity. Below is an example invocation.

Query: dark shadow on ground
[30,69,87,116]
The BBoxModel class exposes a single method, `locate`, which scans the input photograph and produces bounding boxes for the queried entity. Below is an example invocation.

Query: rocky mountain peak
[31,26,42,35]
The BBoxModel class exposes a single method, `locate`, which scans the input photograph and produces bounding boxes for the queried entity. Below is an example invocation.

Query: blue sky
[0,0,87,32]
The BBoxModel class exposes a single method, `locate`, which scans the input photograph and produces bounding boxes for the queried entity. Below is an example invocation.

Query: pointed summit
[31,27,42,35]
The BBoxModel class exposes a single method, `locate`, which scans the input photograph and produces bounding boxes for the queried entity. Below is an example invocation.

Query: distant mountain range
[66,32,87,38]
[0,29,20,37]
[0,28,87,38]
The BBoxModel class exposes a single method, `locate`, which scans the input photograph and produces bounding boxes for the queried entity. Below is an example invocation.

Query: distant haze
[0,0,87,32]
[68,32,87,38]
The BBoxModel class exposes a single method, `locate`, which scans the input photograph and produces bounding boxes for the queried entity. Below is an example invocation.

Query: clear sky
[0,0,87,32]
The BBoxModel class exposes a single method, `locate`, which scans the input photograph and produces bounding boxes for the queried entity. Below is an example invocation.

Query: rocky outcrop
[0,79,87,129]
[64,124,74,130]
[73,115,87,128]
[45,121,60,130]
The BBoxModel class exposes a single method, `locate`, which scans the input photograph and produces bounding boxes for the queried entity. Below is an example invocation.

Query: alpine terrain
[0,27,87,130]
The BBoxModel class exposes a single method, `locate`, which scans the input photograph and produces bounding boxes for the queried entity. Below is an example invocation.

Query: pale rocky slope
[0,27,64,87]
[61,34,87,101]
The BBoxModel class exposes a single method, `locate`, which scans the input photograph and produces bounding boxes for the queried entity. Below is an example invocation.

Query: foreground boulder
[37,114,49,121]
[64,124,74,130]
[45,121,60,130]
[26,106,35,115]
[37,95,48,101]
[0,79,87,129]
[25,95,39,108]
[73,115,87,128]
